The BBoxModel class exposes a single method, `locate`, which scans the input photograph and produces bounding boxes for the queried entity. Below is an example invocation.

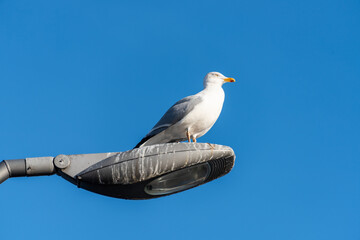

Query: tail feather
[134,126,187,149]
[133,131,167,149]
[134,135,187,149]
[133,135,153,149]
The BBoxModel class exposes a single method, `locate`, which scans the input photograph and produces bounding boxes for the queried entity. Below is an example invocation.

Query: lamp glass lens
[144,162,211,196]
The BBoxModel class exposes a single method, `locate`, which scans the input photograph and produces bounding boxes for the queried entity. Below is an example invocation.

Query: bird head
[203,72,235,88]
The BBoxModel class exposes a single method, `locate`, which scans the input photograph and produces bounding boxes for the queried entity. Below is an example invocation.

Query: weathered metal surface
[26,157,55,176]
[57,152,119,178]
[0,157,55,184]
[1,142,236,199]
[77,143,234,185]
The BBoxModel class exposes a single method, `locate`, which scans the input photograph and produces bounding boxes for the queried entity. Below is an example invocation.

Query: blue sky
[1,0,359,239]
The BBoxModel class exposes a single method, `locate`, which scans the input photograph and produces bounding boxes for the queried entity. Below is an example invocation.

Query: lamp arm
[0,157,55,184]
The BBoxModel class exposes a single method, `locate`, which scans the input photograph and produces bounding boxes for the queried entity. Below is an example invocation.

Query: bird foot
[207,143,215,150]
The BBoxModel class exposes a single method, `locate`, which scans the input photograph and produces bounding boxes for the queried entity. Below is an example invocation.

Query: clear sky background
[1,0,359,239]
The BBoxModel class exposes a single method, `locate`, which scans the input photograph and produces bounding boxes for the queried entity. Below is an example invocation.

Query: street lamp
[0,143,235,199]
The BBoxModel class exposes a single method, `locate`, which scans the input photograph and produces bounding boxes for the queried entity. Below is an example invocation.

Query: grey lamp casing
[0,143,235,199]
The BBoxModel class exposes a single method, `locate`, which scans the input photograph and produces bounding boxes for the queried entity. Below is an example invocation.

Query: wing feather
[134,95,202,148]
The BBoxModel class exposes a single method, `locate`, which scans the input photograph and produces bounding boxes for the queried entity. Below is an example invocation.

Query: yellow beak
[223,77,235,83]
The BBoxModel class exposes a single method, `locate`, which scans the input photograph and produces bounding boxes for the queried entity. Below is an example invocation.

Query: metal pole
[0,157,55,184]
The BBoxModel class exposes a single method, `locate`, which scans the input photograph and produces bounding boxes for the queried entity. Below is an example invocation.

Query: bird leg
[207,143,215,150]
[192,137,197,143]
[186,130,191,142]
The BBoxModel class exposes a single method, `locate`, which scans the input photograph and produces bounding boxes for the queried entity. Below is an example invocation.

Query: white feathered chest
[181,87,225,138]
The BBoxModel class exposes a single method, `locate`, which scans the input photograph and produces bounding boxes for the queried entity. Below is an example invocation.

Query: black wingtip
[133,136,152,149]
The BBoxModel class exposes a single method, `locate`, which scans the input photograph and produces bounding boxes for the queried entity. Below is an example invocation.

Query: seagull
[134,72,235,148]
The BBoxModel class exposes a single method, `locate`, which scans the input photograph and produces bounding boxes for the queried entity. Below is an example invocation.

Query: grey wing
[133,95,203,149]
[146,95,203,137]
